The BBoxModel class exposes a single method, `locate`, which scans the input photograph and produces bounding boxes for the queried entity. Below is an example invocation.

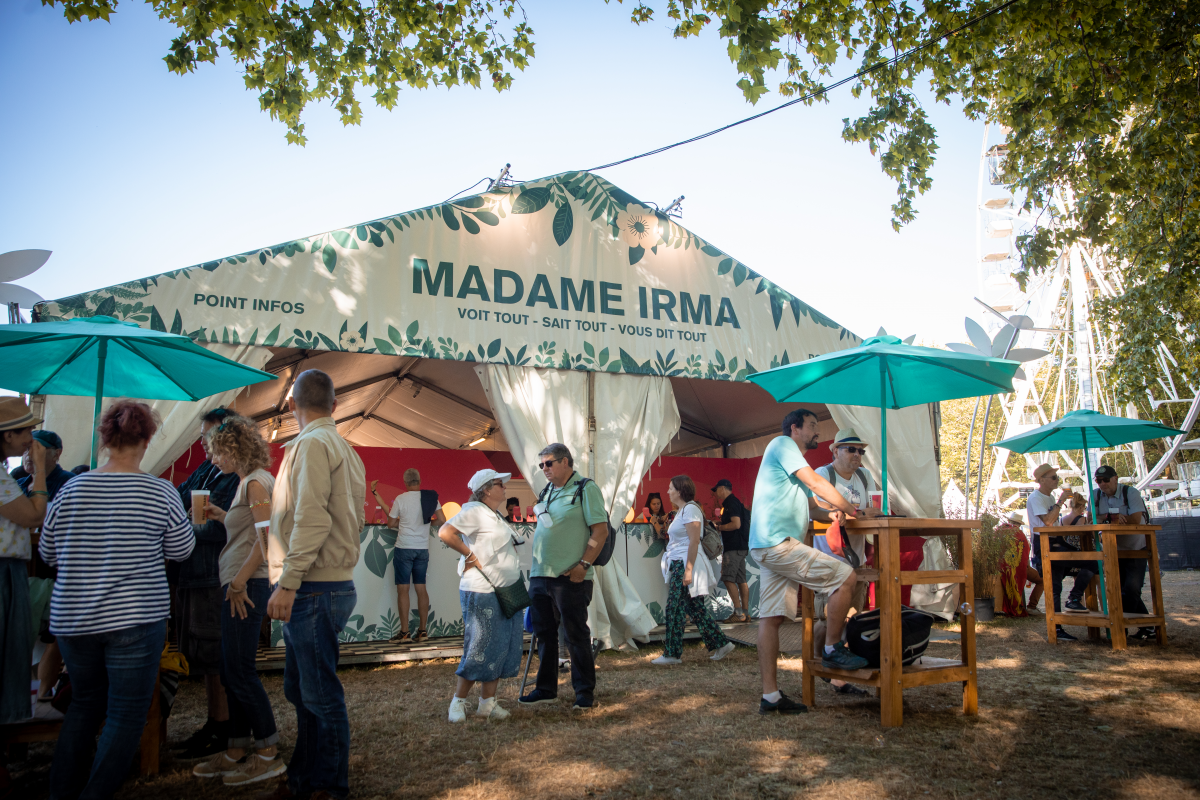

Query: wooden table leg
[140,673,161,776]
[801,587,815,708]
[1147,532,1167,645]
[1081,532,1102,641]
[878,530,903,728]
[960,528,978,715]
[1101,533,1126,651]
[1041,532,1057,644]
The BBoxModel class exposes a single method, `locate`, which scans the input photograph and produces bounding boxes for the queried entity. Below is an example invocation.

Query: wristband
[578,559,592,570]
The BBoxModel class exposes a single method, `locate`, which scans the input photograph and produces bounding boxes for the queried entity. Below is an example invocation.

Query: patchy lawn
[12,572,1200,799]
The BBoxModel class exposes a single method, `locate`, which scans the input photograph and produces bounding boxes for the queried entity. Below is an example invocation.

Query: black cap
[1094,465,1118,481]
[32,430,62,450]
[711,479,733,491]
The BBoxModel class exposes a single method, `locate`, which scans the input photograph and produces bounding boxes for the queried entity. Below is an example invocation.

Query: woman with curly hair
[190,415,285,786]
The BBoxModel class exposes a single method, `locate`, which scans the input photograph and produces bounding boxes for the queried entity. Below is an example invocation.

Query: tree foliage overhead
[48,0,534,145]
[619,0,1200,409]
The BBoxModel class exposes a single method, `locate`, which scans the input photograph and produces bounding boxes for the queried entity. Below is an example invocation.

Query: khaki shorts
[814,575,868,621]
[751,538,855,620]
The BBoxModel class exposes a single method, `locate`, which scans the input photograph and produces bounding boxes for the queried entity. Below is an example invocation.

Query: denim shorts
[393,548,429,585]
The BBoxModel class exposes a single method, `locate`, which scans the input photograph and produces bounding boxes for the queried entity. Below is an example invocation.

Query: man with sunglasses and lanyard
[171,408,241,759]
[519,443,608,711]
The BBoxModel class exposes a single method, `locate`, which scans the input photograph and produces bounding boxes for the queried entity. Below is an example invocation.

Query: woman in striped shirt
[39,400,195,800]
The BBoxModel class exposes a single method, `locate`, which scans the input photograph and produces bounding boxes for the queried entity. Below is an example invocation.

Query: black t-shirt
[719,494,750,551]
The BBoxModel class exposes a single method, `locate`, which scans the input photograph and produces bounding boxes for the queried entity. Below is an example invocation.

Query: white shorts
[751,538,855,620]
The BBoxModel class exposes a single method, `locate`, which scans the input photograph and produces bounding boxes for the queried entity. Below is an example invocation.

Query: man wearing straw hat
[0,397,50,724]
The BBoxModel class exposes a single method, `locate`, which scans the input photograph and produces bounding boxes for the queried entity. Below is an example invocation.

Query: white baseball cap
[468,469,512,493]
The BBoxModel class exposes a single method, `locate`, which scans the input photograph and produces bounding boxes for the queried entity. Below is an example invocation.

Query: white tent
[35,171,950,632]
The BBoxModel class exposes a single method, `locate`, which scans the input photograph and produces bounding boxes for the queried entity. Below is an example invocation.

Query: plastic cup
[191,490,210,525]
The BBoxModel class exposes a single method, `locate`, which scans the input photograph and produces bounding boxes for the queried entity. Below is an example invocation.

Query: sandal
[414,629,429,643]
[390,630,413,644]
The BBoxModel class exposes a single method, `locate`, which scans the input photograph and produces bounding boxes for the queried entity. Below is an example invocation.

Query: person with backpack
[518,443,609,710]
[712,479,751,623]
[1093,465,1156,642]
[651,476,736,666]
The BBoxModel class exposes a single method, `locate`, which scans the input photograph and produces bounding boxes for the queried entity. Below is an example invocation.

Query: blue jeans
[0,559,32,725]
[529,576,594,700]
[393,548,429,585]
[221,579,278,749]
[282,581,356,799]
[51,619,167,800]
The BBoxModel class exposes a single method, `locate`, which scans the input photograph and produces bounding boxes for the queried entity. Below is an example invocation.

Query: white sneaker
[476,697,510,720]
[710,642,737,661]
[651,655,682,665]
[448,696,467,723]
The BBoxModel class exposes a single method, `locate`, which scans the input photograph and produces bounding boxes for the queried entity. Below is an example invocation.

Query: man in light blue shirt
[750,409,868,715]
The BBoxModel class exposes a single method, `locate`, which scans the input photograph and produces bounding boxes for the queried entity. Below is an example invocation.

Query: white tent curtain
[827,402,958,618]
[40,342,273,477]
[476,365,680,649]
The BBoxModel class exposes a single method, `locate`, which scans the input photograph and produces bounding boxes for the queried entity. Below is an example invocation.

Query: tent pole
[90,338,107,469]
[880,360,889,515]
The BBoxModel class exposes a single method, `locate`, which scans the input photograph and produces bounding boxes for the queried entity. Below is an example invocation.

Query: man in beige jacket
[264,369,365,800]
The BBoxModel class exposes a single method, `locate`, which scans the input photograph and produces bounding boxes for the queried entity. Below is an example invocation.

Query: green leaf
[461,214,480,235]
[387,325,404,347]
[511,187,551,214]
[148,306,166,332]
[364,538,388,578]
[331,230,352,248]
[374,338,397,355]
[441,205,460,231]
[643,537,666,558]
[583,341,595,358]
[457,196,485,208]
[619,348,645,374]
[405,320,420,341]
[701,245,722,257]
[629,246,645,265]
[317,332,340,351]
[487,338,502,358]
[170,310,183,335]
[598,347,609,366]
[93,295,116,317]
[552,202,573,246]
[322,245,337,272]
[263,324,281,347]
[473,210,500,226]
[732,263,747,286]
[606,361,623,373]
[717,258,733,275]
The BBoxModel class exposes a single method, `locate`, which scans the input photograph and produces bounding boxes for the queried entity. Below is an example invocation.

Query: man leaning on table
[1094,465,1156,643]
[264,369,366,800]
[751,408,869,716]
[1026,463,1096,642]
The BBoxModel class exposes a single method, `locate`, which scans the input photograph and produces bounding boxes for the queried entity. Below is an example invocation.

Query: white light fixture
[468,436,486,446]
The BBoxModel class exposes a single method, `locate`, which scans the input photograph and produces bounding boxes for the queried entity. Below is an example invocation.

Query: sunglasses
[839,446,867,455]
[538,457,564,471]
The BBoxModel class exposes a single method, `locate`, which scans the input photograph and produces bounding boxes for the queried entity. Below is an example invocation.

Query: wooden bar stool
[1034,524,1166,650]
[801,517,978,728]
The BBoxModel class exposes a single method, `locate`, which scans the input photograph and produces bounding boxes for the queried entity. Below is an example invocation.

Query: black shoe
[760,692,808,715]
[1055,626,1078,642]
[572,695,595,710]
[821,642,870,671]
[1064,599,1088,613]
[1129,628,1157,642]
[171,718,218,752]
[175,720,228,760]
[518,688,558,707]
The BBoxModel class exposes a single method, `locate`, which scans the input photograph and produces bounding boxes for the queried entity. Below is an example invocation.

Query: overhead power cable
[584,0,1022,172]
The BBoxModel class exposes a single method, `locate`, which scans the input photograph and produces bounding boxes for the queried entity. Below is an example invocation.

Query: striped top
[39,472,195,636]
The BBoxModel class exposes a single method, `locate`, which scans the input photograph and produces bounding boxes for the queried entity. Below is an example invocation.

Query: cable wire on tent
[584,0,1023,173]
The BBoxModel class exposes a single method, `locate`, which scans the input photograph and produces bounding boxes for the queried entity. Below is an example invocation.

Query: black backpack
[1120,484,1151,524]
[537,475,617,567]
[844,606,936,668]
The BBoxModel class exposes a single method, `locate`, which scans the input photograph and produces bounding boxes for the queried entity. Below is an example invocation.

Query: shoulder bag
[473,511,531,619]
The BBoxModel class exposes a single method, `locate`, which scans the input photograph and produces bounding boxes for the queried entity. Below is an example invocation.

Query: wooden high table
[800,517,979,728]
[1032,523,1165,650]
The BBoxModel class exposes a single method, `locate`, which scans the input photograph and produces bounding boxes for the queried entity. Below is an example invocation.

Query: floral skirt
[456,589,523,683]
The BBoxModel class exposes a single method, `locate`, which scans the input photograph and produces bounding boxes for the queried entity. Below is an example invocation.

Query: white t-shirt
[449,501,523,593]
[0,471,30,560]
[813,466,875,566]
[390,490,440,550]
[1026,489,1060,530]
[666,502,705,564]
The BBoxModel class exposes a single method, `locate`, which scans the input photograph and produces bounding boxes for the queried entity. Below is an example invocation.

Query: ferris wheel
[961,123,1200,515]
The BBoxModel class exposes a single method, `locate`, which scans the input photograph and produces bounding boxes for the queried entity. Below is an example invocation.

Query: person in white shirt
[650,475,736,666]
[371,469,445,643]
[1026,464,1096,641]
[436,470,525,722]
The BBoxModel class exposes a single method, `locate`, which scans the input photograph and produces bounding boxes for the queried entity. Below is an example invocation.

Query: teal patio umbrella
[748,334,1020,514]
[0,315,277,466]
[991,408,1185,517]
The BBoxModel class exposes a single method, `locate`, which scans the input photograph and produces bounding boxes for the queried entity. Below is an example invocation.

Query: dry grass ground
[13,572,1200,800]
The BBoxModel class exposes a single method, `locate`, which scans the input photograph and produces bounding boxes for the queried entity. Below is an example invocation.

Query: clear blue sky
[1,0,985,346]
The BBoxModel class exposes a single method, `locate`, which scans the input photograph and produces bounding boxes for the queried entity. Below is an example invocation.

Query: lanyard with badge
[533,471,577,529]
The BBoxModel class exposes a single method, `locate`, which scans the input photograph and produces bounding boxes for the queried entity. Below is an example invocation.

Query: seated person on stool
[1027,465,1097,642]
[1094,465,1155,642]
[812,428,882,695]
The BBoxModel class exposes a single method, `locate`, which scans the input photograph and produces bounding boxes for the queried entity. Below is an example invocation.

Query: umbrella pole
[90,339,107,469]
[880,363,889,515]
